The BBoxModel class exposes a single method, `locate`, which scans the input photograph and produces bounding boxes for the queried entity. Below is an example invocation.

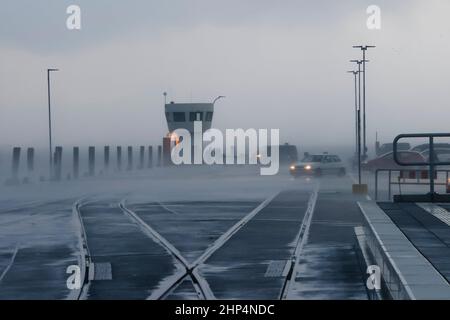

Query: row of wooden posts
[7,144,171,185]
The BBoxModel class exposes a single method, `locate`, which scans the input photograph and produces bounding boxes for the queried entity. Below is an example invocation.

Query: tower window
[189,112,203,121]
[173,112,186,122]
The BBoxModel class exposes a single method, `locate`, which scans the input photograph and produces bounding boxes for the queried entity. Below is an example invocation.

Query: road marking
[416,203,450,226]
[265,260,290,278]
[137,204,256,209]
[157,202,181,215]
[0,245,19,284]
[89,262,112,281]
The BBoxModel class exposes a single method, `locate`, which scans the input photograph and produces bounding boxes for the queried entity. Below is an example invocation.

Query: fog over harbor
[1,0,450,152]
[2,1,450,303]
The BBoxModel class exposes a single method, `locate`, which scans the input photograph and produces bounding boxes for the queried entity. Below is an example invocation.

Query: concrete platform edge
[357,201,450,300]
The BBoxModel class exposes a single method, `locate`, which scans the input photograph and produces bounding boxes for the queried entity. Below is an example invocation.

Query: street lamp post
[47,68,59,179]
[213,96,226,105]
[353,45,376,160]
[347,70,360,156]
[350,60,368,185]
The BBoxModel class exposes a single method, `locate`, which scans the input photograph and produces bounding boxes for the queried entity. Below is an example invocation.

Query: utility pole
[347,70,360,156]
[353,45,375,160]
[47,68,59,179]
[350,60,368,185]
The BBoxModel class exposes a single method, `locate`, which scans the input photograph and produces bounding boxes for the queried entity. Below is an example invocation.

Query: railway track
[71,199,93,300]
[119,192,279,300]
[119,200,211,299]
[279,189,318,300]
[73,190,317,300]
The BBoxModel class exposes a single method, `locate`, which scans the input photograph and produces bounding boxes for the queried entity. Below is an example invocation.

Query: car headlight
[304,165,312,170]
[290,166,296,170]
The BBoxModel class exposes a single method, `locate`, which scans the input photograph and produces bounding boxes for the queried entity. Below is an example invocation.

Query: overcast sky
[1,0,450,149]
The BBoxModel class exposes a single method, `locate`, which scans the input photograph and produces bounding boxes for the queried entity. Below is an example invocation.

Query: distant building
[279,143,298,164]
[375,142,410,156]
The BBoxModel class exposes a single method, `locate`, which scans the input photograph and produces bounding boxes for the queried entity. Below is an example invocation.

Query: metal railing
[374,169,450,201]
[393,133,450,198]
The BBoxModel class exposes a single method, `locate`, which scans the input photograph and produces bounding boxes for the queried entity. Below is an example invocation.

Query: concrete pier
[139,146,145,170]
[157,145,162,167]
[89,146,95,177]
[73,147,79,179]
[162,137,172,166]
[357,202,450,299]
[148,146,153,168]
[104,146,110,172]
[11,147,21,184]
[117,146,122,171]
[26,148,34,172]
[127,146,133,171]
[54,147,63,181]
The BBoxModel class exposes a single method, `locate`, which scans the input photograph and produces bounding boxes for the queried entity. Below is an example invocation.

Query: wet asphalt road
[287,191,369,299]
[0,199,79,300]
[128,201,259,263]
[198,190,313,299]
[0,173,400,300]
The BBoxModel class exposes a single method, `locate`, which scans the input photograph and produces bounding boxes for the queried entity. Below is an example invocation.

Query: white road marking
[157,201,181,215]
[0,245,19,284]
[416,203,450,226]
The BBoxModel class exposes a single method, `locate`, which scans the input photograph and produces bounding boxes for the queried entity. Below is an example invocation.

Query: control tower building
[162,95,224,165]
[165,102,215,134]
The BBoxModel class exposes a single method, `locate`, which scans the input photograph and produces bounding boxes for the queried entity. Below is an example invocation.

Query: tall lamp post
[349,60,368,185]
[347,70,360,156]
[47,68,59,178]
[353,45,375,160]
[213,96,226,105]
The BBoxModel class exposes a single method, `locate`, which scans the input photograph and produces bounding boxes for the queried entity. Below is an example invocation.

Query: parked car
[376,142,410,157]
[290,154,346,177]
[420,148,450,163]
[362,151,426,171]
[412,143,450,152]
